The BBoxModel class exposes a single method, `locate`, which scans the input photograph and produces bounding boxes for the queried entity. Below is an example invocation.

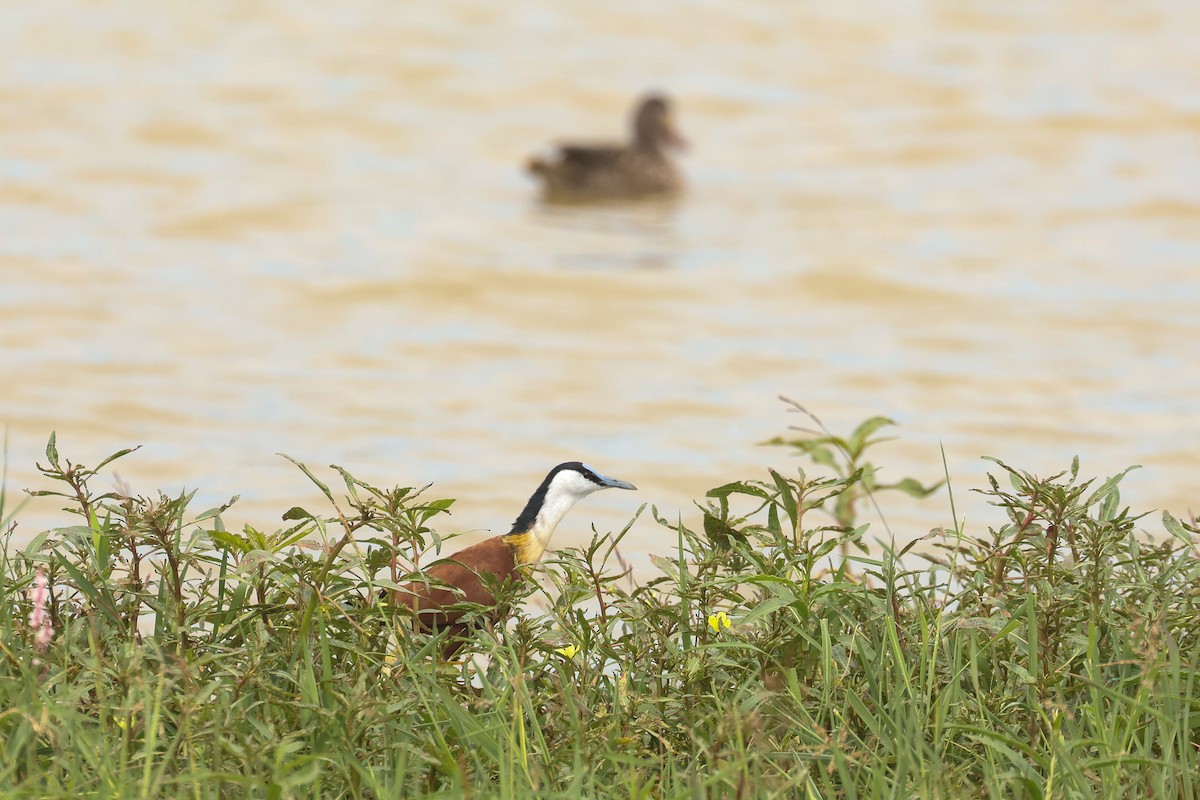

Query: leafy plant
[762,397,944,542]
[1,426,1197,799]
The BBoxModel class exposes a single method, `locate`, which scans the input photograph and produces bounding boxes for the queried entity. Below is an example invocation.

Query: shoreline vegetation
[2,419,1198,798]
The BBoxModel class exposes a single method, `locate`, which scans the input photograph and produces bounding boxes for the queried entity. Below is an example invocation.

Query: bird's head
[632,94,687,152]
[545,461,638,498]
[507,462,637,560]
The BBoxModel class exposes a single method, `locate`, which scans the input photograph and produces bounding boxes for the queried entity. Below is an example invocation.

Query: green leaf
[45,432,59,469]
[55,525,98,540]
[846,416,896,457]
[282,506,314,522]
[1003,660,1037,686]
[270,523,316,552]
[766,500,781,536]
[702,511,745,550]
[18,531,50,557]
[737,595,795,627]
[813,538,841,559]
[95,446,141,472]
[878,477,944,499]
[242,524,270,550]
[194,496,239,523]
[240,549,276,571]
[648,554,681,577]
[209,530,251,554]
[768,468,798,532]
[1099,485,1119,522]
[1161,511,1195,542]
[328,464,364,502]
[278,453,334,505]
[844,690,880,733]
[1085,465,1141,510]
[706,481,770,501]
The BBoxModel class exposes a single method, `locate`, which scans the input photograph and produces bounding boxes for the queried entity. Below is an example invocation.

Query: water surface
[2,1,1198,560]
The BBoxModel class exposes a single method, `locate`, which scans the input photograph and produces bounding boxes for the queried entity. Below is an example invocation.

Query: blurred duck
[391,462,637,655]
[526,94,686,201]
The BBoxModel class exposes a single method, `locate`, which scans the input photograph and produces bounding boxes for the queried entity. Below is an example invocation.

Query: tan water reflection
[2,2,1198,561]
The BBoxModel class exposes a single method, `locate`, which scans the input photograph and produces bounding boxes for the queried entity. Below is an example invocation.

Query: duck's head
[632,94,687,152]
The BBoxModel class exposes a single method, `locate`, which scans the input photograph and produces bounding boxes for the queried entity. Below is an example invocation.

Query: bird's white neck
[504,468,604,565]
[529,492,588,561]
[507,493,587,565]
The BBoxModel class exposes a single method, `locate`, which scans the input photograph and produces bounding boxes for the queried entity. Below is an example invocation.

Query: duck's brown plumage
[526,94,686,201]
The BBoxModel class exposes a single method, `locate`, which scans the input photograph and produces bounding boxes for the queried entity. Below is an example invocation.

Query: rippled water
[3,1,1198,559]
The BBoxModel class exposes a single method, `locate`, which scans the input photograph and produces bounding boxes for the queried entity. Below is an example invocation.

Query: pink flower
[28,569,54,653]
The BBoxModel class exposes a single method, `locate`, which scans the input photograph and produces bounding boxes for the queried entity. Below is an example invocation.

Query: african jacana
[391,462,636,652]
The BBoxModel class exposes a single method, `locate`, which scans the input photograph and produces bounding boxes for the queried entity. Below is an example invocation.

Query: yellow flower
[707,611,732,633]
[555,644,579,659]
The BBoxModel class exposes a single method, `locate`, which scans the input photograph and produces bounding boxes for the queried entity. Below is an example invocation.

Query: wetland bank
[2,421,1198,797]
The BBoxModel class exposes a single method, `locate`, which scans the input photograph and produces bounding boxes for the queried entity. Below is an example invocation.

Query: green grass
[1,423,1198,799]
